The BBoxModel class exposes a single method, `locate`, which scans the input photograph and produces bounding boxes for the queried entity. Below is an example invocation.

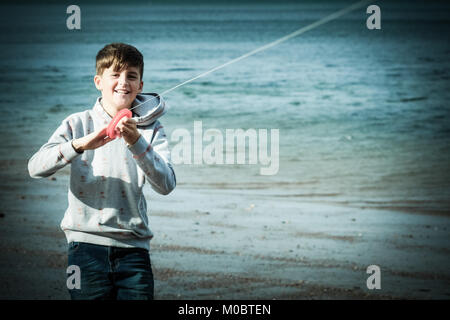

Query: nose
[118,74,128,87]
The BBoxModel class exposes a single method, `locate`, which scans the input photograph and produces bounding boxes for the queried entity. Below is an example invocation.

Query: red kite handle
[106,108,132,139]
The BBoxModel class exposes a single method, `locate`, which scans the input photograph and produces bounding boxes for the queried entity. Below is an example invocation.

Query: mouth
[114,89,130,95]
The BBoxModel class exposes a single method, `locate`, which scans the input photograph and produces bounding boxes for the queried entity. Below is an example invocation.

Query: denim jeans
[67,241,154,300]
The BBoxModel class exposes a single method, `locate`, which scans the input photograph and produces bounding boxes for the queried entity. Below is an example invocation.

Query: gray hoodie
[28,93,176,251]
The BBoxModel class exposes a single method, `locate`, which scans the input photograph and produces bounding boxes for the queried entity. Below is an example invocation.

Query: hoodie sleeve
[28,117,81,178]
[128,121,176,195]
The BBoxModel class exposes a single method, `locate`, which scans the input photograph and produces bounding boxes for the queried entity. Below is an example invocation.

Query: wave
[177,180,320,189]
[167,67,195,72]
[386,96,428,103]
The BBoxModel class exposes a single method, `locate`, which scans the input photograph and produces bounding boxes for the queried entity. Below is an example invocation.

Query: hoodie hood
[130,93,167,127]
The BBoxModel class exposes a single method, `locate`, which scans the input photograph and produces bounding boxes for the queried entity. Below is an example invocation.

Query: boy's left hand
[116,117,141,146]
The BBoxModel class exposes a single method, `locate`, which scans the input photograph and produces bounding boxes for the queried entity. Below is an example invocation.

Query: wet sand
[0,160,449,299]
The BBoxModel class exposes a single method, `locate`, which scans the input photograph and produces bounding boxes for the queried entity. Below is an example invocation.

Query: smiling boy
[28,43,176,300]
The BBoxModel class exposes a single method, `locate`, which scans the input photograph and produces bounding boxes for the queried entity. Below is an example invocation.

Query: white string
[129,0,372,112]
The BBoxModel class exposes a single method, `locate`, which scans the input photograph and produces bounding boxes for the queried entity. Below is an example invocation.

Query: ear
[94,75,102,91]
[138,80,143,93]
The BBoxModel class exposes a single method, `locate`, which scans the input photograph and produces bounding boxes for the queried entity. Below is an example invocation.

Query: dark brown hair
[96,43,144,79]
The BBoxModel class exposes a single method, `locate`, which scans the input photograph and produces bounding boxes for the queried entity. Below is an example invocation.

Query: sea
[0,0,449,214]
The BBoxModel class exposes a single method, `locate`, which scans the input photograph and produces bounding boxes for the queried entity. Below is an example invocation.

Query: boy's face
[94,64,143,112]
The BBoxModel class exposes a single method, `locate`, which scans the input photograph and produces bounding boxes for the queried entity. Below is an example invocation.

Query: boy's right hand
[71,126,113,153]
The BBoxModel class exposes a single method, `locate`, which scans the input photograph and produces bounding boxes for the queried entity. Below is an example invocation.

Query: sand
[0,159,449,300]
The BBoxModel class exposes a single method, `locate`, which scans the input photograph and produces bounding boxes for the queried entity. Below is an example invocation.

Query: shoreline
[1,177,449,299]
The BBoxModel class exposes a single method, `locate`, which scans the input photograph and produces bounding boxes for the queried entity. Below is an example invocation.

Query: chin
[114,98,134,109]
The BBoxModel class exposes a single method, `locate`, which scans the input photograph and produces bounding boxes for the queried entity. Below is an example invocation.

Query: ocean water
[0,1,449,213]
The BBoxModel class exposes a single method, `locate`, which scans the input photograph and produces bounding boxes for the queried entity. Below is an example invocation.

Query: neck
[100,99,120,118]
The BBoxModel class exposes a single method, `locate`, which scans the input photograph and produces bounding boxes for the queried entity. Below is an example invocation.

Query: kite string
[129,0,372,112]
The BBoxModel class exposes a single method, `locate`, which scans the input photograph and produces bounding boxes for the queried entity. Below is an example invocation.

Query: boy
[28,43,176,300]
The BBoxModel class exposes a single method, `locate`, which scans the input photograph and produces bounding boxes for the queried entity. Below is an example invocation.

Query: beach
[0,1,450,299]
[0,160,449,299]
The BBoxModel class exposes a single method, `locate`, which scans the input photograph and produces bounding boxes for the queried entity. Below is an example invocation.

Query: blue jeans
[67,241,154,300]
